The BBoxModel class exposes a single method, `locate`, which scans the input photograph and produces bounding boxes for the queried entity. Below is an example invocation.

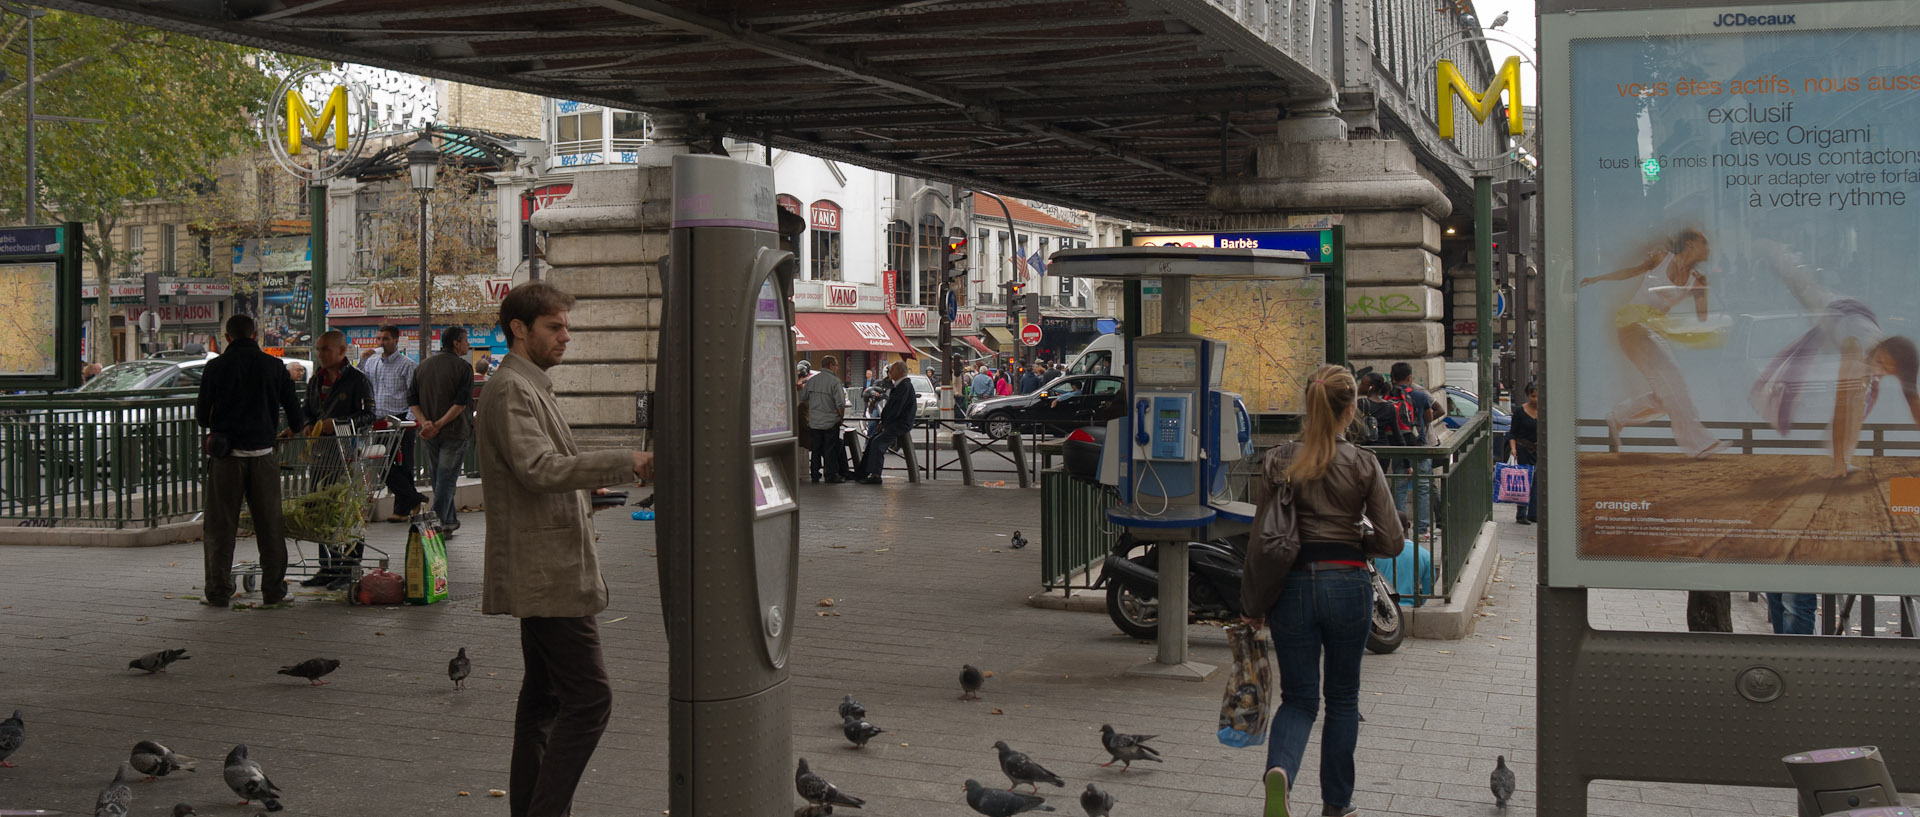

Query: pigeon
[129,740,196,780]
[448,648,470,690]
[1080,783,1115,817]
[171,805,197,817]
[1097,725,1161,772]
[277,658,340,686]
[94,765,133,817]
[1491,755,1516,809]
[0,709,22,766]
[995,740,1065,793]
[1489,10,1510,28]
[837,694,866,722]
[960,665,985,701]
[129,649,191,674]
[1010,531,1028,549]
[223,744,283,812]
[794,806,834,817]
[795,757,865,809]
[842,716,886,749]
[964,778,1056,816]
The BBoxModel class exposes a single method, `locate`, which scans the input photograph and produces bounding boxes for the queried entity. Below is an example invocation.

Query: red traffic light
[947,236,968,262]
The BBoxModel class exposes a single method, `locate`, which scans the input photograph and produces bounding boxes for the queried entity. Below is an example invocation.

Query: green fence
[1367,411,1495,602]
[1039,467,1118,592]
[0,389,204,528]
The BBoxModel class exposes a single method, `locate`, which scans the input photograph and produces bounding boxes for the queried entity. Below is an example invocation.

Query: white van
[1066,333,1122,376]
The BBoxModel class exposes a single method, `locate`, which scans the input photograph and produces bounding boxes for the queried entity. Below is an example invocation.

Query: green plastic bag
[405,519,449,605]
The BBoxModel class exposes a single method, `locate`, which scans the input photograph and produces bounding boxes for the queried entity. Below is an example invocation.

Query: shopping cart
[234,423,401,594]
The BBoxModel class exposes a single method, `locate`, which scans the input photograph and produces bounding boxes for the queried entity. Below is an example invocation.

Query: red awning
[794,312,916,357]
[960,335,993,356]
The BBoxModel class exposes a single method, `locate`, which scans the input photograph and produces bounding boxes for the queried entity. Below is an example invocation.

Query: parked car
[1440,384,1510,454]
[906,374,939,418]
[76,356,314,394]
[967,374,1125,438]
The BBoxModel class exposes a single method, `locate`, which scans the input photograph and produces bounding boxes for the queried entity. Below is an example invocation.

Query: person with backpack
[1390,362,1443,541]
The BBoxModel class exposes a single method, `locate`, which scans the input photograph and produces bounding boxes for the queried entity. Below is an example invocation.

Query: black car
[967,375,1125,438]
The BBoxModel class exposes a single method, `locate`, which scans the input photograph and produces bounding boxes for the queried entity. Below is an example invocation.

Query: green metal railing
[1368,411,1495,602]
[1039,467,1118,592]
[0,389,204,529]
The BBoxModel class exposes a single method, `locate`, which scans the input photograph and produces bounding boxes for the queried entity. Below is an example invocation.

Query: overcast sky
[1480,0,1540,105]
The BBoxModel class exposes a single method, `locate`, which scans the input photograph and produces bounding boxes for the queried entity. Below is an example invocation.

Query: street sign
[137,312,162,333]
[1019,323,1042,347]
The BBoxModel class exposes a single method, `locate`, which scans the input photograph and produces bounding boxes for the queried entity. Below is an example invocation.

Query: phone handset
[1134,398,1151,448]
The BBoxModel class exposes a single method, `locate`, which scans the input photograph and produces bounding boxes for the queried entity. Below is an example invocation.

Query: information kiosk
[657,154,800,816]
[1051,246,1307,679]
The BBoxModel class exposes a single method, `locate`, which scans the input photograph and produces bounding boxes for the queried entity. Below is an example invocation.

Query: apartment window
[554,103,604,157]
[886,220,912,302]
[609,110,653,152]
[160,225,177,273]
[916,214,945,307]
[124,226,144,274]
[809,200,843,281]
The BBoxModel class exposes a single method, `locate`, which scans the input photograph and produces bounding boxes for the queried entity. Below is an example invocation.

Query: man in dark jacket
[857,362,915,484]
[1019,367,1041,394]
[298,329,376,588]
[195,314,304,607]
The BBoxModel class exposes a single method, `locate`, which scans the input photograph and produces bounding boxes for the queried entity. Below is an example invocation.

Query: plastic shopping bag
[1217,624,1275,747]
[1495,462,1532,504]
[405,518,450,605]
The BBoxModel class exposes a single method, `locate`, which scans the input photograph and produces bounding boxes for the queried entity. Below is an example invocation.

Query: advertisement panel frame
[1543,0,1920,596]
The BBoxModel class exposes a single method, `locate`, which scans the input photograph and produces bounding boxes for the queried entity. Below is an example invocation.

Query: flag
[1012,253,1029,280]
[1029,249,1047,277]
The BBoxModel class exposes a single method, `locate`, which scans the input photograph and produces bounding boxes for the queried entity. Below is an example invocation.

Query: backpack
[1379,384,1420,441]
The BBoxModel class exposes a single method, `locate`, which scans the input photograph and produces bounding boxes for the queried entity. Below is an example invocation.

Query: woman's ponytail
[1286,364,1358,483]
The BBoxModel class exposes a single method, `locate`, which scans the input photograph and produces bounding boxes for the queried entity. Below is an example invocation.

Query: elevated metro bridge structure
[41,0,1512,223]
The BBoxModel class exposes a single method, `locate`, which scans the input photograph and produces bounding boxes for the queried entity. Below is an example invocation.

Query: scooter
[1098,531,1406,654]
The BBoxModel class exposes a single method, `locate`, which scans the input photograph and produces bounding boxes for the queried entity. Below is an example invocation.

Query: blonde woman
[1240,365,1403,817]
[1579,228,1730,457]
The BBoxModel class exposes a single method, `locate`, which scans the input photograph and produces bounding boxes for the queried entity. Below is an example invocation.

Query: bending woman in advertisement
[1750,245,1920,478]
[1579,228,1730,458]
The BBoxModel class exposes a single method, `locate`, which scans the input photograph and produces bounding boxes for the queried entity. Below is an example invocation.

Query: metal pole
[310,182,328,345]
[24,9,37,223]
[1475,175,1495,403]
[417,192,430,359]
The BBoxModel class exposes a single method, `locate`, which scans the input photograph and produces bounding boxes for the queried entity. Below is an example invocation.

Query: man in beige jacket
[478,280,653,817]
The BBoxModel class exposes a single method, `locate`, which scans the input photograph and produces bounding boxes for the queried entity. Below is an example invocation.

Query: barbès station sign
[1437,48,1533,172]
[264,67,435,182]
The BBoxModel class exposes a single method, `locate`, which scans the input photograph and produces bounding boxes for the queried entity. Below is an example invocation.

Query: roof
[972,197,1087,233]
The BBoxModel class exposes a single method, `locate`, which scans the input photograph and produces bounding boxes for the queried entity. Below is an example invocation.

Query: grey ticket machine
[658,154,799,817]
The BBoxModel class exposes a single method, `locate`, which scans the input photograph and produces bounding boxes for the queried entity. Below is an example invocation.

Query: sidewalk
[0,480,1848,816]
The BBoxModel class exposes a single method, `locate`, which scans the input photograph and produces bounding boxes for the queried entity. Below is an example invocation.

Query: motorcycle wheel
[1105,579,1159,641]
[1365,568,1406,654]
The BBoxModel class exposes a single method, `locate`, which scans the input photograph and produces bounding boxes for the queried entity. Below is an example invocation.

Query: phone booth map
[1148,277,1324,415]
[0,262,59,376]
[750,324,791,437]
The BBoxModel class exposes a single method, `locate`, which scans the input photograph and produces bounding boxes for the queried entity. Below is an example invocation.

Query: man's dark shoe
[385,514,409,523]
[199,596,231,608]
[443,521,461,534]
[811,475,821,483]
[857,476,882,485]
[826,477,845,484]
[299,574,332,587]
[326,577,353,591]
[260,595,293,607]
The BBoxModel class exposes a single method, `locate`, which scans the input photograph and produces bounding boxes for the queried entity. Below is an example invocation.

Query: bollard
[1009,433,1030,488]
[953,432,974,485]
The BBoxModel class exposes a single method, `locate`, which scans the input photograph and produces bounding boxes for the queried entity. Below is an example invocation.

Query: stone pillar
[1209,135,1451,386]
[526,116,690,450]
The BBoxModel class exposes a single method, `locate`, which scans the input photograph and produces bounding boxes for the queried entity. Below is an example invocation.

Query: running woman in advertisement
[1750,244,1920,478]
[1580,228,1730,458]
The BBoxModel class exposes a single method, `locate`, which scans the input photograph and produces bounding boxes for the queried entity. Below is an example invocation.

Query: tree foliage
[0,9,300,268]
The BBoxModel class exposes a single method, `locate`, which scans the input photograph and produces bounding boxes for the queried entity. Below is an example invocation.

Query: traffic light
[1004,280,1024,319]
[944,232,969,282]
[1490,179,1537,278]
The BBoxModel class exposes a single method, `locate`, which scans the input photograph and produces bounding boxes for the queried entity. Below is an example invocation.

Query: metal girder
[1146,0,1332,100]
[287,1,595,27]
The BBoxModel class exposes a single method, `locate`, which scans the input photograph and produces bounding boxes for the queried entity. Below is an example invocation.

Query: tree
[358,159,503,340]
[0,9,301,357]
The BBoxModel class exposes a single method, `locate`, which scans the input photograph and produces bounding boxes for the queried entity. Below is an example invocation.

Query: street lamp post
[407,136,438,360]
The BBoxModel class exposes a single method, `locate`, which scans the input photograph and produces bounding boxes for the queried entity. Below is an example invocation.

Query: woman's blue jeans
[1264,567,1374,811]
[1767,593,1818,635]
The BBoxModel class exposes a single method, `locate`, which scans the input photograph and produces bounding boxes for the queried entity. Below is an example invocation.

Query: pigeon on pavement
[1491,755,1516,809]
[837,694,866,722]
[794,806,834,817]
[129,740,196,780]
[93,765,133,817]
[995,740,1065,793]
[0,709,23,766]
[1097,725,1161,772]
[170,805,196,817]
[129,649,191,674]
[964,778,1056,816]
[1079,783,1115,817]
[795,758,865,809]
[842,716,886,749]
[448,648,470,690]
[960,665,985,701]
[277,658,340,686]
[223,744,283,812]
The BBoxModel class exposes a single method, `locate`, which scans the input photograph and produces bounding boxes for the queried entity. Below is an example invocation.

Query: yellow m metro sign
[1438,56,1524,140]
[285,86,350,155]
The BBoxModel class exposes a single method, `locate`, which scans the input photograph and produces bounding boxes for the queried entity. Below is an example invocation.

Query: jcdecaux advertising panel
[1544,0,1920,593]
